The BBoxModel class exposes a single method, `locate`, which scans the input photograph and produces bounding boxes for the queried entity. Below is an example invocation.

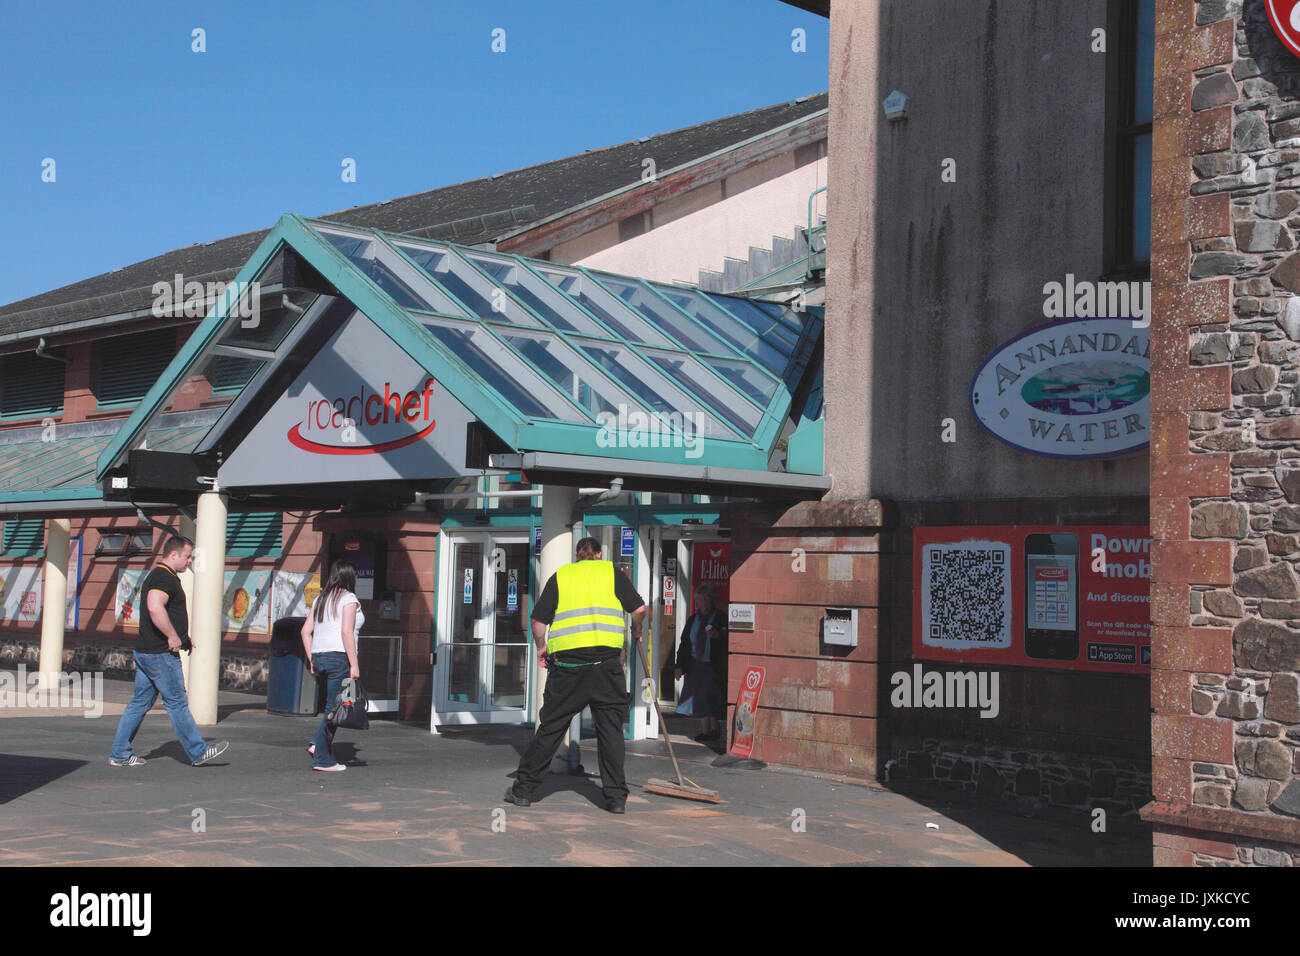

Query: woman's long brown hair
[314,559,358,623]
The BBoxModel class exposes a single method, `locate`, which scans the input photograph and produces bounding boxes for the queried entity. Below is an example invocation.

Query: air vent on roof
[638,136,650,143]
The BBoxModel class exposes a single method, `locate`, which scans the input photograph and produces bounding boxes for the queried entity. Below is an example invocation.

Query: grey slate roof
[0,94,827,340]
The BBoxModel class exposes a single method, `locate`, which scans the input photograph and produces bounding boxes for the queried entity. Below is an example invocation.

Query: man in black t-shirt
[109,535,229,767]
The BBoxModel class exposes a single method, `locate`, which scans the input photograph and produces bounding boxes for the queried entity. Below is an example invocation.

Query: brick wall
[1145,0,1300,862]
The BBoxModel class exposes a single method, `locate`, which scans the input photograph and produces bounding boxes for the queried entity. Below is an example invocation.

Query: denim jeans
[110,651,209,763]
[311,652,350,768]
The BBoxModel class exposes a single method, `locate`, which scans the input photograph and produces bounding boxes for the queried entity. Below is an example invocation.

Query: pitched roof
[0,93,827,340]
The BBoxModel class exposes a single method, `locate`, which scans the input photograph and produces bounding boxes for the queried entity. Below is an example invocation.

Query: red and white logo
[1267,1,1300,58]
[746,669,761,691]
[288,378,438,455]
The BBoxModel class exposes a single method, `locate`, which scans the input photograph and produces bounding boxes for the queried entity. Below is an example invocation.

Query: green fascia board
[95,224,294,479]
[0,486,104,505]
[786,416,824,475]
[515,420,769,470]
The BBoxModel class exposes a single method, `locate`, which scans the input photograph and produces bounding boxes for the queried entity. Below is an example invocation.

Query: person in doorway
[505,537,647,813]
[674,583,728,741]
[109,535,230,767]
[300,559,363,772]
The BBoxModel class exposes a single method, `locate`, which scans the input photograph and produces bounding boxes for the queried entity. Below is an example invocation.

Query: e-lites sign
[913,525,1150,673]
[1267,0,1300,58]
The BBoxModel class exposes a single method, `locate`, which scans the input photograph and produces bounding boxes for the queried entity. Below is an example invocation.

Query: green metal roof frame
[97,213,821,482]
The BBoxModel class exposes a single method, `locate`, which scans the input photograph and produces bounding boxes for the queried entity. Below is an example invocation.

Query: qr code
[921,541,1012,649]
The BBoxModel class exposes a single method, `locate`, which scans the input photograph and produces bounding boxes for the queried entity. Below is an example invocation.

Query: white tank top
[312,590,363,654]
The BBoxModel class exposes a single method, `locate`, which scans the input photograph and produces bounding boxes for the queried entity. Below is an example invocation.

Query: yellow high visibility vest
[547,560,626,653]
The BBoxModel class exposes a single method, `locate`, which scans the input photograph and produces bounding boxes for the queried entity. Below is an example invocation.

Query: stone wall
[1146,0,1300,862]
[0,638,269,692]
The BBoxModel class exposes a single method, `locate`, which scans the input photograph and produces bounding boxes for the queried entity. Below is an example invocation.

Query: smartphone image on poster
[1024,533,1079,661]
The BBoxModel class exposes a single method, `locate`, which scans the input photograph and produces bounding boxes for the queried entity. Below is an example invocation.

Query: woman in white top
[299,560,364,772]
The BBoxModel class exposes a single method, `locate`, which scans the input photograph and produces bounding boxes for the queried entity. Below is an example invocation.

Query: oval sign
[1267,0,1300,59]
[970,318,1150,459]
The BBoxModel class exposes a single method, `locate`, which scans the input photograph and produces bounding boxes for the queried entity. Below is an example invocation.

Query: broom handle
[634,637,690,786]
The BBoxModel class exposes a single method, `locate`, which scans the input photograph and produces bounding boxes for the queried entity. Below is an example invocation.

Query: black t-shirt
[137,565,190,654]
[532,562,645,663]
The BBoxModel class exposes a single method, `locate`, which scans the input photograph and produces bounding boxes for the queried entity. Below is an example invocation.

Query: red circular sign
[1267,0,1300,58]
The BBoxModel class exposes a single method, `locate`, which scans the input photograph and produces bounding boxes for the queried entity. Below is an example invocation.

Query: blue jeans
[311,652,350,767]
[110,651,209,763]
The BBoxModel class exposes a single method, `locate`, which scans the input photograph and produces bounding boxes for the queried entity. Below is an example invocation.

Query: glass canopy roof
[97,214,824,481]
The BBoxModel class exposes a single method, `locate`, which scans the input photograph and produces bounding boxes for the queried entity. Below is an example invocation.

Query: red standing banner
[912,525,1151,673]
[730,666,765,757]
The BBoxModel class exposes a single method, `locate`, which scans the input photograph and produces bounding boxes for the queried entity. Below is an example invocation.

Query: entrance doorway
[434,532,531,725]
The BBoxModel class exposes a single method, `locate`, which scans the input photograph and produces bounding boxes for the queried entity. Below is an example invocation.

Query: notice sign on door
[662,575,675,613]
[507,568,518,612]
[730,666,765,758]
[912,525,1150,673]
[620,526,635,557]
[463,567,474,604]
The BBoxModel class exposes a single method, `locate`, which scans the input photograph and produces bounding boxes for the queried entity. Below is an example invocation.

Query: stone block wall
[1146,0,1300,861]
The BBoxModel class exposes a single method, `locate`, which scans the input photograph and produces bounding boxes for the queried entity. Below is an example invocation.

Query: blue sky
[0,0,828,307]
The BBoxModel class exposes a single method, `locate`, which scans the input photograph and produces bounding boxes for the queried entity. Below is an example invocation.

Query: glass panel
[1134,0,1155,126]
[1131,132,1152,263]
[706,293,802,351]
[591,273,733,355]
[535,265,674,346]
[702,354,779,407]
[357,636,400,702]
[574,338,741,440]
[490,542,530,709]
[217,273,316,351]
[464,252,609,335]
[317,228,468,315]
[449,542,483,706]
[498,327,637,419]
[653,283,790,371]
[420,315,584,421]
[394,242,540,326]
[642,349,761,437]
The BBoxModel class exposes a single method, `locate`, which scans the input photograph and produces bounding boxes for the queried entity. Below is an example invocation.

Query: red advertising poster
[691,541,731,611]
[730,666,765,757]
[912,525,1150,673]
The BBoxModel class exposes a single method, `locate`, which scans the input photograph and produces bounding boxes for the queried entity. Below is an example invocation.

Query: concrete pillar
[189,492,227,725]
[177,514,197,689]
[37,517,71,691]
[532,485,577,726]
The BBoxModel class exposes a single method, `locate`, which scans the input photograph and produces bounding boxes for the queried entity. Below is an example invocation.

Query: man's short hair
[161,535,194,558]
[575,536,602,559]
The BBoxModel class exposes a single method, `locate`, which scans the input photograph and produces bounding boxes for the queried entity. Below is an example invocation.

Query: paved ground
[0,673,1152,866]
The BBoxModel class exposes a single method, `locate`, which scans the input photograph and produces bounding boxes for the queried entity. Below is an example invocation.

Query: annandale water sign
[969,318,1149,459]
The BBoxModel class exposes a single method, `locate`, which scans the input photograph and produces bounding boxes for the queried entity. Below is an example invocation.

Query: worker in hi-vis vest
[506,536,648,813]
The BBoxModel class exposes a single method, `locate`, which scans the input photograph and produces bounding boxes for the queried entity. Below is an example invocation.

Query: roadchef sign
[969,318,1149,459]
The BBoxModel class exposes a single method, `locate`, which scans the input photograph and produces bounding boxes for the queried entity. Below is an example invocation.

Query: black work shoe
[503,788,531,807]
[605,800,626,814]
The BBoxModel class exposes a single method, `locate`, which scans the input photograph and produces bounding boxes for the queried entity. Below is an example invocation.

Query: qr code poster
[913,525,1151,673]
[920,541,1012,651]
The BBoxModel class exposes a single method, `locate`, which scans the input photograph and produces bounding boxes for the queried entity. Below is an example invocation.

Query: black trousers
[512,655,630,803]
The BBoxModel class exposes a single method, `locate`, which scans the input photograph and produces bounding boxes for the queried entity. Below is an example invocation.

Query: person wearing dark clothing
[505,537,647,813]
[109,535,229,767]
[674,583,728,740]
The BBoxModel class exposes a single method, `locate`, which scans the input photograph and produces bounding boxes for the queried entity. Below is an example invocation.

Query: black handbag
[327,677,370,730]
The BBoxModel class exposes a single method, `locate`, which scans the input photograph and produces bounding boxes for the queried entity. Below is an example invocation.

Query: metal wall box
[822,607,858,647]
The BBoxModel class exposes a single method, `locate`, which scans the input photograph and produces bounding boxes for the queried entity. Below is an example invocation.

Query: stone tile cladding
[1146,0,1300,858]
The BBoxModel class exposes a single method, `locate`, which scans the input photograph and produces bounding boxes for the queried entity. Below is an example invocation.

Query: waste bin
[267,616,319,715]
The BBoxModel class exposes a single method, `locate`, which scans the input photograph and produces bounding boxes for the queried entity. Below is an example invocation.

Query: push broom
[634,639,722,804]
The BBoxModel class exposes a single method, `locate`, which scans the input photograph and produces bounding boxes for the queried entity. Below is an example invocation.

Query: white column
[189,492,227,725]
[532,485,577,728]
[37,517,71,691]
[177,514,197,690]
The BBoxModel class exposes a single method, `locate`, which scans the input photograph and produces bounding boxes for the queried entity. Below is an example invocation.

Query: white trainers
[109,754,146,767]
[193,740,230,766]
[312,763,346,772]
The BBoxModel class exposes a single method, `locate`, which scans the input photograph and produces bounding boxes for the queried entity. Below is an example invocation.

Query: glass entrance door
[437,533,531,724]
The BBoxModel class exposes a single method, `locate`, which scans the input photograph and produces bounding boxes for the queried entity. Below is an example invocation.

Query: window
[3,518,45,556]
[1,352,65,419]
[1106,0,1154,274]
[95,329,177,406]
[226,512,282,558]
[95,529,152,557]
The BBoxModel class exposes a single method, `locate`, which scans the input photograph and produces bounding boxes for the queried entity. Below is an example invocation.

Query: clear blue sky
[0,0,828,308]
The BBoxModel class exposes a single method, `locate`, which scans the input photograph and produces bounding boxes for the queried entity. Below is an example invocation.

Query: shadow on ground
[0,754,86,803]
